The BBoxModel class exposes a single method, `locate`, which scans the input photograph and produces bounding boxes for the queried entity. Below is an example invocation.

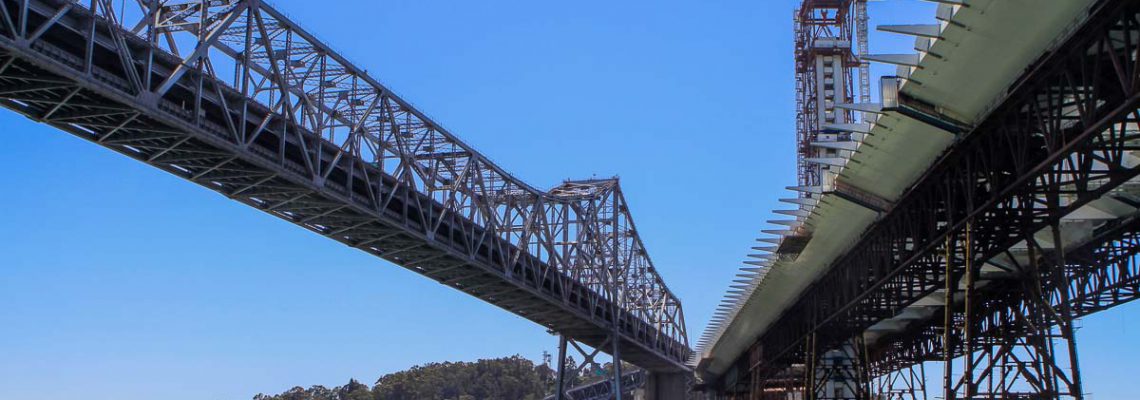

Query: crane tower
[791,1,871,398]
[793,0,870,195]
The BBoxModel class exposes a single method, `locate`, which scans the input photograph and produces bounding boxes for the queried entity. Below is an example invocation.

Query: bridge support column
[644,372,688,400]
[870,363,926,400]
[613,330,623,399]
[555,335,568,400]
[814,345,867,400]
[802,331,870,400]
[553,334,632,399]
[930,220,1085,400]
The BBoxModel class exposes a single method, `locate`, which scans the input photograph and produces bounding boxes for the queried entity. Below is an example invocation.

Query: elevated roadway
[697,0,1140,395]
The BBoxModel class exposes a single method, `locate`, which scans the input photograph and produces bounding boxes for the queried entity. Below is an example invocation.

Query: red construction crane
[793,0,870,193]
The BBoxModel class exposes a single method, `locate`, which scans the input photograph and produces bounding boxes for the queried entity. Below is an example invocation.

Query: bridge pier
[642,372,689,400]
[551,333,692,399]
[553,334,631,400]
[810,344,868,400]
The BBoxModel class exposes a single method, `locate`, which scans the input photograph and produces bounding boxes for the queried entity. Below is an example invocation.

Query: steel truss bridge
[0,0,691,397]
[697,0,1140,398]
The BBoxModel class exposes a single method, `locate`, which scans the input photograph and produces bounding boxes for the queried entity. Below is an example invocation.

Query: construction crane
[792,0,870,196]
[856,0,871,105]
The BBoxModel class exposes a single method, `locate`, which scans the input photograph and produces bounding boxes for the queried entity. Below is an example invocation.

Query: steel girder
[0,0,689,371]
[743,0,1140,393]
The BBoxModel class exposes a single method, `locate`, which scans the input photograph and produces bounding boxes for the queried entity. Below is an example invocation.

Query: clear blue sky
[1,1,1136,399]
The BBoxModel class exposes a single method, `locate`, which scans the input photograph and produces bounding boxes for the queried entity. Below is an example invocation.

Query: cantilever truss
[0,0,688,371]
[740,0,1140,398]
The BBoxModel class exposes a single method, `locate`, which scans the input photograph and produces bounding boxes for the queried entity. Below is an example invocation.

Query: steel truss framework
[861,216,1140,399]
[553,334,632,400]
[730,0,1140,398]
[549,335,649,400]
[0,0,689,372]
[869,363,925,400]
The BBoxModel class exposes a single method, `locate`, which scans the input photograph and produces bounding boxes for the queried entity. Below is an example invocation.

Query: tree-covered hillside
[252,355,622,400]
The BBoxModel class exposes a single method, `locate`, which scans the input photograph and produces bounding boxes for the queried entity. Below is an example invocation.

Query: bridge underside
[702,0,1140,397]
[0,0,689,373]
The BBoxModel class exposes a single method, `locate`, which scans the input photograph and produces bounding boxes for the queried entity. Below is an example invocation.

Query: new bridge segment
[697,0,1140,398]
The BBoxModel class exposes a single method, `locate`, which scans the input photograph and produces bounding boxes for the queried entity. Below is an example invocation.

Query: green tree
[257,355,557,400]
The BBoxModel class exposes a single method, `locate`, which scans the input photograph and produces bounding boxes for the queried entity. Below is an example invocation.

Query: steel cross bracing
[544,370,649,400]
[0,0,689,371]
[861,215,1140,398]
[743,0,1140,395]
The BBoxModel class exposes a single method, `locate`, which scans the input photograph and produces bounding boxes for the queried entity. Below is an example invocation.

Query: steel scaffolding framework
[0,0,690,384]
[716,0,1140,398]
[793,0,858,191]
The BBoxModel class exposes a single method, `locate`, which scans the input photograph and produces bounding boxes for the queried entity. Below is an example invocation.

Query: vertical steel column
[918,363,927,400]
[1025,239,1059,397]
[859,336,872,399]
[84,0,96,73]
[610,190,624,400]
[144,0,157,90]
[1051,223,1084,400]
[556,335,568,400]
[613,334,623,400]
[942,234,955,400]
[962,222,975,399]
[806,331,817,400]
[18,0,28,37]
